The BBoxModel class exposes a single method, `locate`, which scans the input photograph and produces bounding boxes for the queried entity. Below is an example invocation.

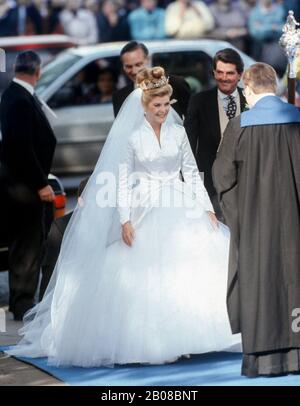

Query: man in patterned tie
[185,48,246,219]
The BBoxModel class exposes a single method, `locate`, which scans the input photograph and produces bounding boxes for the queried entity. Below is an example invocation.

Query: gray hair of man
[14,50,41,76]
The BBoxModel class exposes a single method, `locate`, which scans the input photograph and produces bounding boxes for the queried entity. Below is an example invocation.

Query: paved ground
[0,306,65,386]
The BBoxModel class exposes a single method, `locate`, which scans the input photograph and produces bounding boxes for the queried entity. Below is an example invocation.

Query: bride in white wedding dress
[7,67,240,367]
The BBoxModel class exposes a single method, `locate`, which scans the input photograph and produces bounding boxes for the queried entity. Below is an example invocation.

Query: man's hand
[122,221,135,247]
[38,185,55,202]
[207,211,219,230]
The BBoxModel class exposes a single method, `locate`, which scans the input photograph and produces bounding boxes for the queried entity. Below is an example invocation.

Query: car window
[36,52,82,95]
[152,51,214,94]
[48,56,124,109]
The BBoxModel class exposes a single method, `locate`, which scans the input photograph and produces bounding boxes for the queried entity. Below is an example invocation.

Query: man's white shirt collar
[13,77,57,119]
[253,93,276,106]
[218,88,239,100]
[13,78,34,95]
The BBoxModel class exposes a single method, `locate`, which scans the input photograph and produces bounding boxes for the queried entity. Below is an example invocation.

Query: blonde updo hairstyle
[136,67,173,106]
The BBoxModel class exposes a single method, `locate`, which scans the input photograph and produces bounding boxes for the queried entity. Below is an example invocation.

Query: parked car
[0,174,66,272]
[0,35,76,96]
[34,39,256,175]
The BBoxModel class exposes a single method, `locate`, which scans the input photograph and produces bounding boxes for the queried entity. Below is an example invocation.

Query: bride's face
[144,95,171,126]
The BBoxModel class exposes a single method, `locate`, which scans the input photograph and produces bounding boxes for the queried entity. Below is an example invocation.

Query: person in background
[0,0,42,36]
[46,0,65,34]
[84,0,99,15]
[59,0,98,45]
[97,0,130,42]
[248,0,286,75]
[185,48,246,219]
[0,0,16,36]
[128,0,166,40]
[157,0,173,7]
[112,41,191,119]
[209,0,248,51]
[90,68,118,103]
[0,51,56,320]
[165,0,214,39]
[239,0,257,17]
[32,0,49,33]
[15,0,43,35]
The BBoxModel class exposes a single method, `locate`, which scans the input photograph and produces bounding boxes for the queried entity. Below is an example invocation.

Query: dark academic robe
[212,96,300,356]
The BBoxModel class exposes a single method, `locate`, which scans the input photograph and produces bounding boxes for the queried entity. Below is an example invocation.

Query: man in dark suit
[185,48,246,219]
[0,0,42,36]
[112,41,191,119]
[0,50,56,320]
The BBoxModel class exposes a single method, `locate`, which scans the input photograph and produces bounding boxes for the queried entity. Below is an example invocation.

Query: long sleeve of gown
[117,140,134,225]
[180,129,214,212]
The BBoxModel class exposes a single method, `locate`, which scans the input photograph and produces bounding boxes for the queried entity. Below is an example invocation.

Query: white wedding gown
[8,118,240,367]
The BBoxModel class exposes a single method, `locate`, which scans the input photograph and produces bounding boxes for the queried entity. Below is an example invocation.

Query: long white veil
[8,88,182,359]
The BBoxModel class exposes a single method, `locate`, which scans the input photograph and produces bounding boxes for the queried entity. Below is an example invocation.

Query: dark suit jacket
[112,75,191,119]
[39,211,72,300]
[0,81,56,195]
[184,86,246,200]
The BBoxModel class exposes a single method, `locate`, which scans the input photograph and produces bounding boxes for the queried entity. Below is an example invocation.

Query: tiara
[139,76,169,91]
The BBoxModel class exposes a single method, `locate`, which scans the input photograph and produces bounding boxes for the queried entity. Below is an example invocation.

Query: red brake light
[54,194,66,210]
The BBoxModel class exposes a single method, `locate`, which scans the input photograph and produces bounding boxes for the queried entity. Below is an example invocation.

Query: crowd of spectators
[0,1,299,73]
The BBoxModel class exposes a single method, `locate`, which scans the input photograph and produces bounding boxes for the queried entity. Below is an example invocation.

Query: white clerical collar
[13,78,34,95]
[218,88,238,100]
[252,93,276,106]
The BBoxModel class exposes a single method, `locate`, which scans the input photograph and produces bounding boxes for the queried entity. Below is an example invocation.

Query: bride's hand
[207,211,219,230]
[122,221,135,246]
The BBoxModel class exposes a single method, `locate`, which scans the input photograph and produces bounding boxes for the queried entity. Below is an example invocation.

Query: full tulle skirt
[8,186,240,367]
